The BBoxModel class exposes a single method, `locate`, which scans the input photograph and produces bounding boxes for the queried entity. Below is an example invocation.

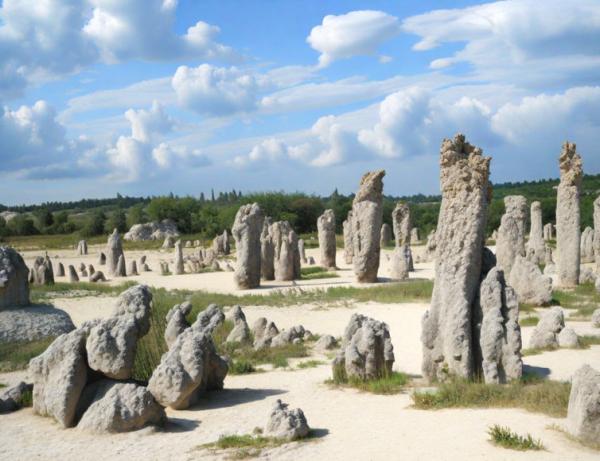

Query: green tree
[126,204,147,228]
[106,209,127,233]
[8,215,38,236]
[81,210,106,237]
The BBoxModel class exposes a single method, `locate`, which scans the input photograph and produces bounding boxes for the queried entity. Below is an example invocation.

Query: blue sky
[1,0,600,205]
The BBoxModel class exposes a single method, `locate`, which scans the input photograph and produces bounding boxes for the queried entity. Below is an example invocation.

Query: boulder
[317,209,336,269]
[115,254,126,277]
[314,334,337,351]
[0,305,75,344]
[56,262,65,277]
[0,246,30,309]
[89,271,106,283]
[253,318,279,350]
[0,381,33,413]
[351,170,385,283]
[566,365,600,445]
[333,314,394,380]
[164,302,192,348]
[529,306,564,349]
[232,203,264,289]
[29,329,88,427]
[88,264,95,276]
[557,326,580,348]
[579,268,596,285]
[124,219,179,241]
[271,325,305,348]
[77,380,165,433]
[225,305,251,344]
[507,255,552,306]
[98,252,106,265]
[68,265,79,282]
[265,399,309,441]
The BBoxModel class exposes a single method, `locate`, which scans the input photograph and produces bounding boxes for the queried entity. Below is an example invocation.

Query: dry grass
[0,337,55,371]
[487,425,544,451]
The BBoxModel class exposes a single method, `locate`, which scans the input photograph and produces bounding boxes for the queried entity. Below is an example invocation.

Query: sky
[1,0,600,206]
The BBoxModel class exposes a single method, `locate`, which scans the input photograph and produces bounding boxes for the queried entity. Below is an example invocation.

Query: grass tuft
[327,369,410,395]
[552,283,600,319]
[488,425,544,451]
[0,337,55,372]
[300,266,339,280]
[520,316,539,327]
[296,360,324,369]
[30,281,136,302]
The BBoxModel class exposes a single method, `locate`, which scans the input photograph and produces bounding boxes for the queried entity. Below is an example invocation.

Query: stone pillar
[106,229,124,277]
[380,223,392,248]
[495,195,527,275]
[260,217,275,280]
[271,221,300,281]
[232,203,264,289]
[391,202,412,280]
[342,212,354,265]
[174,240,184,275]
[317,209,336,269]
[594,196,600,274]
[527,201,545,264]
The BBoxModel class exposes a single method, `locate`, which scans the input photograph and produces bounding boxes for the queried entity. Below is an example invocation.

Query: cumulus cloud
[125,101,173,143]
[172,64,263,116]
[402,0,600,85]
[307,10,401,67]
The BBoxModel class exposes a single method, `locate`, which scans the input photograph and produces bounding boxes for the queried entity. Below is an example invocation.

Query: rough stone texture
[162,236,175,249]
[556,141,583,287]
[148,308,228,409]
[90,271,106,283]
[557,326,580,348]
[212,230,231,256]
[580,227,595,264]
[87,264,95,276]
[592,309,600,328]
[56,262,65,277]
[333,314,394,380]
[0,305,75,344]
[351,170,385,283]
[252,318,279,350]
[342,212,354,264]
[421,134,491,381]
[265,399,310,441]
[124,219,179,241]
[579,268,596,285]
[390,245,411,280]
[271,325,306,348]
[423,229,437,262]
[508,255,553,306]
[380,223,392,248]
[76,380,165,433]
[317,209,337,269]
[543,223,554,241]
[529,306,564,349]
[496,195,528,274]
[174,240,184,275]
[226,305,251,344]
[567,364,600,445]
[115,254,126,277]
[392,202,411,247]
[165,302,192,348]
[0,381,32,413]
[260,217,275,281]
[127,260,138,276]
[298,238,307,264]
[477,268,523,384]
[594,196,600,274]
[32,255,54,285]
[29,329,88,427]
[233,203,264,289]
[411,227,420,243]
[272,221,300,281]
[0,246,30,309]
[98,252,106,265]
[526,201,546,264]
[68,265,79,282]
[315,334,337,351]
[106,229,124,277]
[545,246,554,265]
[77,240,88,256]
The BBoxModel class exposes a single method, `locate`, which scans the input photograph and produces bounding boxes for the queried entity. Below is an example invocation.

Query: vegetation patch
[30,281,136,302]
[0,337,55,372]
[519,316,539,327]
[487,425,544,451]
[296,360,324,369]
[522,335,600,356]
[412,376,570,417]
[552,283,600,319]
[327,370,410,395]
[300,266,339,280]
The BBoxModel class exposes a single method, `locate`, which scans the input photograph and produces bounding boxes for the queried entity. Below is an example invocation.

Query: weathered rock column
[380,223,392,248]
[390,202,412,280]
[543,223,554,241]
[232,203,264,289]
[260,217,275,280]
[106,229,124,277]
[0,247,30,309]
[317,209,336,269]
[580,227,595,263]
[351,170,385,283]
[594,196,600,274]
[271,221,300,281]
[556,142,583,287]
[174,240,184,275]
[342,212,354,265]
[527,201,545,264]
[496,195,528,275]
[421,134,491,381]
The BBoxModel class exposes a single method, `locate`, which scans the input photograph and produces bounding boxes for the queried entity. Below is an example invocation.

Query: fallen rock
[265,399,310,441]
[314,334,337,351]
[529,306,564,349]
[89,271,107,283]
[0,382,33,413]
[271,325,305,347]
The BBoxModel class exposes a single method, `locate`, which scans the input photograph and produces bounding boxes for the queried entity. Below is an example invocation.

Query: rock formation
[225,305,251,344]
[32,256,54,285]
[165,302,192,348]
[380,223,392,248]
[411,227,420,243]
[232,203,264,289]
[580,227,595,264]
[315,334,337,351]
[567,364,600,445]
[342,212,354,264]
[77,240,88,256]
[124,219,179,241]
[298,238,307,264]
[526,201,545,264]
[0,381,32,413]
[594,196,600,274]
[68,265,79,282]
[317,209,336,269]
[543,223,554,241]
[212,230,231,256]
[106,229,124,276]
[271,221,300,281]
[496,195,528,274]
[421,134,492,381]
[127,260,138,276]
[260,217,275,280]
[174,240,184,275]
[56,262,65,277]
[115,254,126,277]
[0,246,30,309]
[508,255,552,305]
[265,399,310,441]
[89,271,106,283]
[391,202,412,280]
[162,235,175,249]
[556,142,583,287]
[592,308,600,328]
[529,306,564,349]
[351,170,385,283]
[333,314,394,380]
[98,252,106,265]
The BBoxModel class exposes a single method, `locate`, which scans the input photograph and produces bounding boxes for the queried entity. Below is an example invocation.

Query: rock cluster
[265,399,310,441]
[333,314,394,380]
[77,240,88,256]
[317,209,336,269]
[567,364,600,446]
[351,170,385,283]
[0,246,30,309]
[422,134,497,382]
[556,142,583,287]
[124,219,179,241]
[232,203,264,289]
[252,317,280,349]
[496,195,528,274]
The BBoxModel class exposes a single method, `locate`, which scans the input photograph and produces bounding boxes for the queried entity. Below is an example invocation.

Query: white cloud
[152,142,210,169]
[172,64,262,116]
[307,10,400,67]
[125,101,173,143]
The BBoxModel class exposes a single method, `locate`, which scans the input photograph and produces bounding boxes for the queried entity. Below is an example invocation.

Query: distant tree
[8,215,38,236]
[105,209,127,233]
[126,204,147,228]
[81,210,106,237]
[0,216,8,238]
[34,208,54,231]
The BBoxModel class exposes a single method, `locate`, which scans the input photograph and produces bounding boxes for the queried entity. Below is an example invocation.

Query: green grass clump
[296,360,324,369]
[30,281,136,302]
[488,425,544,451]
[328,364,409,394]
[0,337,55,372]
[229,359,258,375]
[520,316,539,327]
[201,434,286,459]
[412,377,570,417]
[300,266,339,280]
[552,283,600,319]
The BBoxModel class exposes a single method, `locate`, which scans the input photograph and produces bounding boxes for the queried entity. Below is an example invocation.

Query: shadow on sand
[523,364,551,379]
[192,387,288,411]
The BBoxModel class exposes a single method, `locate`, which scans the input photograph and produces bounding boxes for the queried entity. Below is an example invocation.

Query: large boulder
[508,255,552,305]
[556,142,583,287]
[232,203,264,289]
[0,305,75,344]
[333,314,394,380]
[317,209,337,269]
[0,246,30,309]
[0,381,33,413]
[351,170,385,283]
[29,329,88,427]
[529,306,564,349]
[567,365,600,446]
[124,219,179,241]
[226,305,251,344]
[265,399,310,441]
[77,380,165,433]
[421,134,491,381]
[165,302,192,348]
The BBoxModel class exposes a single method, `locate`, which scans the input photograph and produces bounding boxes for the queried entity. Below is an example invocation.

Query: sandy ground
[2,244,599,460]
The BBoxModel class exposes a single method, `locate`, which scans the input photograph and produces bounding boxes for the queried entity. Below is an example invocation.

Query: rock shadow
[191,387,287,410]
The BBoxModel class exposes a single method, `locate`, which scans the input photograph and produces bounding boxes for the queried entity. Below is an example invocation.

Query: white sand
[2,244,599,460]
